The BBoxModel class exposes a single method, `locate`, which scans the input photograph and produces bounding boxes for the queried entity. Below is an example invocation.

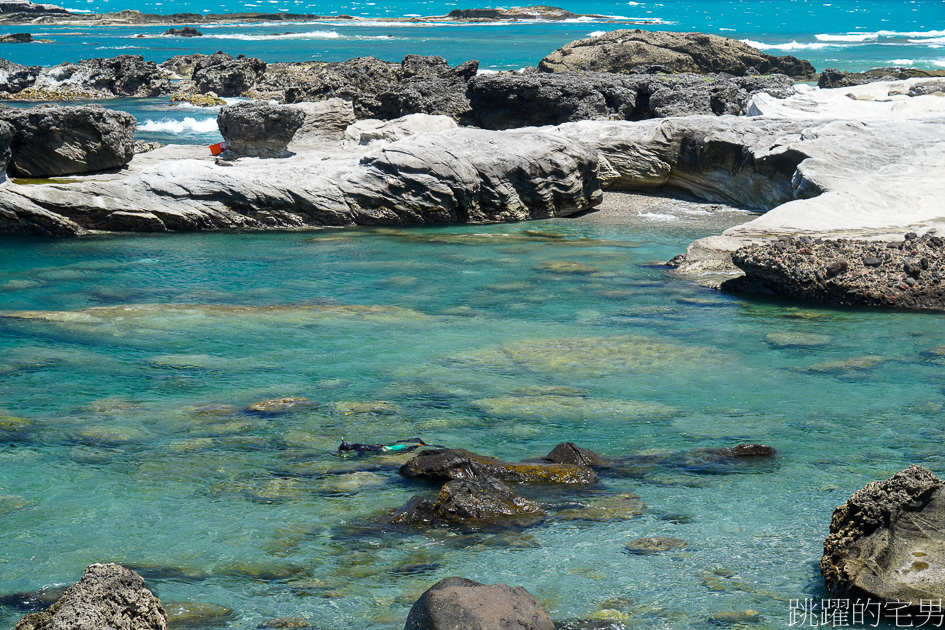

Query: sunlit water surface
[1,205,944,629]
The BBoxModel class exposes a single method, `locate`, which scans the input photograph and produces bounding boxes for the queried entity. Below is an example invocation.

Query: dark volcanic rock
[726,234,945,310]
[400,448,598,484]
[159,53,207,79]
[217,101,304,158]
[0,33,32,43]
[163,26,202,37]
[539,29,817,79]
[0,58,39,94]
[542,442,604,467]
[401,54,450,78]
[821,465,945,605]
[193,51,266,97]
[0,1,69,17]
[716,444,777,457]
[14,563,167,630]
[467,71,794,129]
[818,66,945,89]
[368,60,479,122]
[0,104,135,176]
[9,55,172,99]
[433,477,544,523]
[69,55,171,97]
[404,577,555,630]
[276,56,402,115]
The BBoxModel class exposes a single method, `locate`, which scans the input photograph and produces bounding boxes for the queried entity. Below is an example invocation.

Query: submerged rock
[625,537,689,554]
[400,448,598,485]
[390,477,545,527]
[542,442,604,467]
[14,563,167,630]
[245,396,314,413]
[821,465,945,604]
[404,577,555,630]
[538,29,817,79]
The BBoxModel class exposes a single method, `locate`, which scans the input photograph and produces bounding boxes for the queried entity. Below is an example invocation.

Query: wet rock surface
[821,465,945,605]
[13,563,167,630]
[726,234,945,310]
[404,577,555,630]
[0,104,135,177]
[400,448,599,485]
[389,477,544,527]
[538,29,817,79]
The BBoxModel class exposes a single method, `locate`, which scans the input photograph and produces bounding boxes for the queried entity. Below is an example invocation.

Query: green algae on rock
[625,537,689,554]
[449,334,726,378]
[474,395,677,421]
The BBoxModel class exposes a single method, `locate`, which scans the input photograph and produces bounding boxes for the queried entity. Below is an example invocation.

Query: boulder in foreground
[15,563,167,630]
[404,577,555,630]
[821,465,945,605]
[538,29,817,79]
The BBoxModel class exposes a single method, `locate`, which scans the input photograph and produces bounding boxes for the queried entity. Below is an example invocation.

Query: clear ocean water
[3,204,945,629]
[2,1,945,629]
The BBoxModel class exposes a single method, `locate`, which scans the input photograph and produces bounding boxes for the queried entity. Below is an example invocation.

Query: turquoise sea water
[2,206,945,628]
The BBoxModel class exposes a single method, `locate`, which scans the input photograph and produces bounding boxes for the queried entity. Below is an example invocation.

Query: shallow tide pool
[1,204,943,629]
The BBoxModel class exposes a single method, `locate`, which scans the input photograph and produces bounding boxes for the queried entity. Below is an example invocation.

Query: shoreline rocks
[538,29,817,79]
[724,233,945,310]
[0,104,135,177]
[821,465,945,606]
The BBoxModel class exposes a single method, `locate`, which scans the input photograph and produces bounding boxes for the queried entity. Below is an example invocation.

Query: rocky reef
[14,563,167,630]
[821,466,945,611]
[725,233,945,310]
[538,29,818,79]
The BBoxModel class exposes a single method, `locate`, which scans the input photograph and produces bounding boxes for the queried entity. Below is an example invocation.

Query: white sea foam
[587,30,606,37]
[741,39,832,51]
[638,212,678,222]
[206,30,342,40]
[913,37,945,45]
[815,33,876,42]
[815,29,945,43]
[137,117,219,135]
[888,58,916,65]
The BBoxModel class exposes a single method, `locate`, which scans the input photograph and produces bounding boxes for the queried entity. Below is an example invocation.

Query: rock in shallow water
[821,465,945,605]
[400,448,598,485]
[404,577,555,630]
[726,234,945,310]
[14,563,167,630]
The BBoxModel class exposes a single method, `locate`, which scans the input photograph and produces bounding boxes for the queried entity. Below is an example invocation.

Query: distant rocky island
[0,0,655,25]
